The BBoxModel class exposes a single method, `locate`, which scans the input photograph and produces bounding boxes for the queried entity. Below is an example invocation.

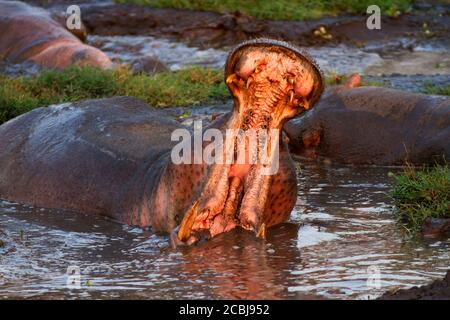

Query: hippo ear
[225,38,325,109]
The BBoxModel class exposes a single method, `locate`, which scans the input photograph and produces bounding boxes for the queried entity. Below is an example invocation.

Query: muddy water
[87,34,450,76]
[88,35,228,70]
[85,34,450,93]
[87,34,385,74]
[1,163,448,299]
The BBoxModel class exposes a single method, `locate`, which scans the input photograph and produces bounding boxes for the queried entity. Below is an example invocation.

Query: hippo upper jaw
[173,40,324,246]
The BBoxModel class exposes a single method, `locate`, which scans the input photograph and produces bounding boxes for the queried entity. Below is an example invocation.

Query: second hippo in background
[0,39,324,246]
[284,74,450,165]
[0,1,112,69]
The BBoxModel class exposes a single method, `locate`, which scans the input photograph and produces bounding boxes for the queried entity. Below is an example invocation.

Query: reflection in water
[177,224,302,300]
[0,163,449,299]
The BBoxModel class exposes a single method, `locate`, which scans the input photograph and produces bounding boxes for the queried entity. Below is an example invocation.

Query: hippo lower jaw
[172,40,324,246]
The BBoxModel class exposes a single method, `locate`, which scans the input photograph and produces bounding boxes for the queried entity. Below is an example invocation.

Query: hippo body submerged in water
[0,0,112,69]
[284,76,450,165]
[0,39,324,245]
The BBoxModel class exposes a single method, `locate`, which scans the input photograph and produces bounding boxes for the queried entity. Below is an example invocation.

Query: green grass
[421,83,450,96]
[0,66,228,124]
[390,164,450,233]
[1,68,395,125]
[115,0,412,20]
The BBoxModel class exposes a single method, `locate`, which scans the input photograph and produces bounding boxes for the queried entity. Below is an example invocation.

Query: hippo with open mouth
[0,39,323,245]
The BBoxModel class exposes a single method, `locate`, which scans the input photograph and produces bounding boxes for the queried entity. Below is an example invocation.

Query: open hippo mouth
[173,39,323,245]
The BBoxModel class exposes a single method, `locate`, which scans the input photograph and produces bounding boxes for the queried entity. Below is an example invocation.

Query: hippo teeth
[176,43,322,244]
[256,223,266,239]
[177,200,199,242]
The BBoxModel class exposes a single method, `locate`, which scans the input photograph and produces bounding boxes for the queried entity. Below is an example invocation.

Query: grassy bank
[421,83,450,96]
[2,66,448,125]
[0,67,361,125]
[390,164,450,233]
[115,0,412,20]
[0,66,228,124]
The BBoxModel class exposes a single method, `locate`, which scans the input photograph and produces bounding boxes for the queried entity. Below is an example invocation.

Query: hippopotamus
[284,74,450,165]
[0,39,324,245]
[0,1,112,69]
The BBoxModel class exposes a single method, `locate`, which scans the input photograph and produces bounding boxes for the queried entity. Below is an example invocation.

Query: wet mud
[380,269,450,300]
[69,3,450,51]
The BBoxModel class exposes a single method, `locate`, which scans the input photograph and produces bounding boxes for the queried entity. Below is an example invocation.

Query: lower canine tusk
[246,76,254,89]
[257,223,266,239]
[177,200,199,242]
[300,98,310,110]
[303,99,310,110]
[226,73,238,85]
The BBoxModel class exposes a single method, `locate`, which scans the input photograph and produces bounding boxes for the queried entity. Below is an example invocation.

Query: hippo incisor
[0,39,323,245]
[0,1,112,69]
[284,74,450,165]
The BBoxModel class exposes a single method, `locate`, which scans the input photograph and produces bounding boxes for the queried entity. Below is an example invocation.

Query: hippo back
[284,86,450,165]
[0,0,112,68]
[0,96,182,218]
[0,1,72,62]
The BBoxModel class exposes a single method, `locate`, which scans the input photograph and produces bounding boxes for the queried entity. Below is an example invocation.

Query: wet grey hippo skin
[0,39,324,245]
[0,0,112,69]
[284,84,450,165]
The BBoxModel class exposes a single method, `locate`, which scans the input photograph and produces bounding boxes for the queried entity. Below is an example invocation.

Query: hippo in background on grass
[284,74,450,165]
[0,0,112,69]
[0,39,324,246]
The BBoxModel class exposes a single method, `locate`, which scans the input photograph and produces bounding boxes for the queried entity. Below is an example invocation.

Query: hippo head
[224,39,324,119]
[174,39,323,245]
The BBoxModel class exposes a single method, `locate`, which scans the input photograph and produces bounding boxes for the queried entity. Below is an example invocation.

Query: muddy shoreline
[380,270,450,299]
[52,2,450,51]
[24,1,449,50]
